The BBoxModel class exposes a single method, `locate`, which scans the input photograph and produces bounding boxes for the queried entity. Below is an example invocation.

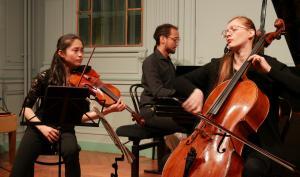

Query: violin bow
[77,47,96,87]
[259,0,267,35]
[92,106,135,163]
[258,0,268,54]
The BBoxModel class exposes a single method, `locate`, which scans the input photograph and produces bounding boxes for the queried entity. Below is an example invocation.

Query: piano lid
[272,0,300,66]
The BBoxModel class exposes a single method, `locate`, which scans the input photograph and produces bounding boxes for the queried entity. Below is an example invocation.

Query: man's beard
[166,48,176,54]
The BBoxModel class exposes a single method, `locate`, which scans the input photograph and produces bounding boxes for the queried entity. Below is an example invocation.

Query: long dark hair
[49,34,83,85]
[216,16,257,86]
[153,24,178,51]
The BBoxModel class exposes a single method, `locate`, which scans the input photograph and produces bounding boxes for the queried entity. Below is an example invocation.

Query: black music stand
[21,86,101,177]
[22,86,102,127]
[41,86,90,127]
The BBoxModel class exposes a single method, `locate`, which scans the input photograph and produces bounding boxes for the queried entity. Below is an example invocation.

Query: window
[77,0,143,47]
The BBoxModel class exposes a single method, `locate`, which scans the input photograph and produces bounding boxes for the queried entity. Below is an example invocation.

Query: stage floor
[0,150,161,177]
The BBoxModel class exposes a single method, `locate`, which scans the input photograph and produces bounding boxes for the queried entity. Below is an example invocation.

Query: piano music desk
[0,114,17,164]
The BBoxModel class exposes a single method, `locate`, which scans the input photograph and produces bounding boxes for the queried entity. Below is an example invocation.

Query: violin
[162,19,299,177]
[69,66,120,106]
[69,49,145,126]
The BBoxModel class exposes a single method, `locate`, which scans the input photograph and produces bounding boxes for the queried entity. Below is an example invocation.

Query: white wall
[0,0,25,113]
[0,0,25,151]
[194,0,293,66]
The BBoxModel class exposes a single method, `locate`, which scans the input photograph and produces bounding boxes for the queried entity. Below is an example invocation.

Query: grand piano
[271,1,300,174]
[272,0,300,113]
[272,0,300,66]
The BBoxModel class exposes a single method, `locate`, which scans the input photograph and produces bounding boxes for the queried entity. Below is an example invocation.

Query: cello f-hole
[217,133,229,153]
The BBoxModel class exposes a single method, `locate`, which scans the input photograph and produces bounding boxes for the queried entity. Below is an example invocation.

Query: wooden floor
[0,151,161,177]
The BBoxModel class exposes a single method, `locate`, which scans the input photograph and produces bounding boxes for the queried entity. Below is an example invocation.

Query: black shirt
[23,69,50,109]
[140,49,176,107]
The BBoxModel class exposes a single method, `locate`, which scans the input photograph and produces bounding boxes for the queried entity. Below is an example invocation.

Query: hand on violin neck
[248,54,271,73]
[182,88,204,115]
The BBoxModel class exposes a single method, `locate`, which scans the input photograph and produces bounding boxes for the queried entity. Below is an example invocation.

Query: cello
[162,19,299,177]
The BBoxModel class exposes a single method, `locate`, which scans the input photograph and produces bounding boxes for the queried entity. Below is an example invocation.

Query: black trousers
[243,149,271,177]
[10,126,81,177]
[242,126,284,177]
[140,106,198,134]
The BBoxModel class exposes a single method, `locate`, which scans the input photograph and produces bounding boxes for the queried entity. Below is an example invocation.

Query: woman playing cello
[172,16,300,176]
[10,34,126,177]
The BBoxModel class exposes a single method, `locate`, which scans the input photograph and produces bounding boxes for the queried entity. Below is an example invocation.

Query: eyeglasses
[221,25,249,38]
[168,37,180,43]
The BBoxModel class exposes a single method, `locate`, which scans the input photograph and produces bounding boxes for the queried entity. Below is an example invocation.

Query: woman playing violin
[174,16,300,177]
[10,33,126,177]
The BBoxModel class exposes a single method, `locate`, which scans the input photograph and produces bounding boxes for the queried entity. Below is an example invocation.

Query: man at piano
[173,16,300,177]
[140,24,198,150]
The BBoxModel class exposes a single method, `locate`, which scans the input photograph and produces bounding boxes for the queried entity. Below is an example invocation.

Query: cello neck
[208,35,268,115]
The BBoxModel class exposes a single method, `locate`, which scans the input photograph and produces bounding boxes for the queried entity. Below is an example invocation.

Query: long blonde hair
[216,16,257,86]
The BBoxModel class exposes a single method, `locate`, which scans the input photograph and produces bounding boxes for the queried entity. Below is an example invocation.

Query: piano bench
[116,124,173,177]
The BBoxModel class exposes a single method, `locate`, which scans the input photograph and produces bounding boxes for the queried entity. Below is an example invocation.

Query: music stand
[20,86,100,177]
[41,86,89,127]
